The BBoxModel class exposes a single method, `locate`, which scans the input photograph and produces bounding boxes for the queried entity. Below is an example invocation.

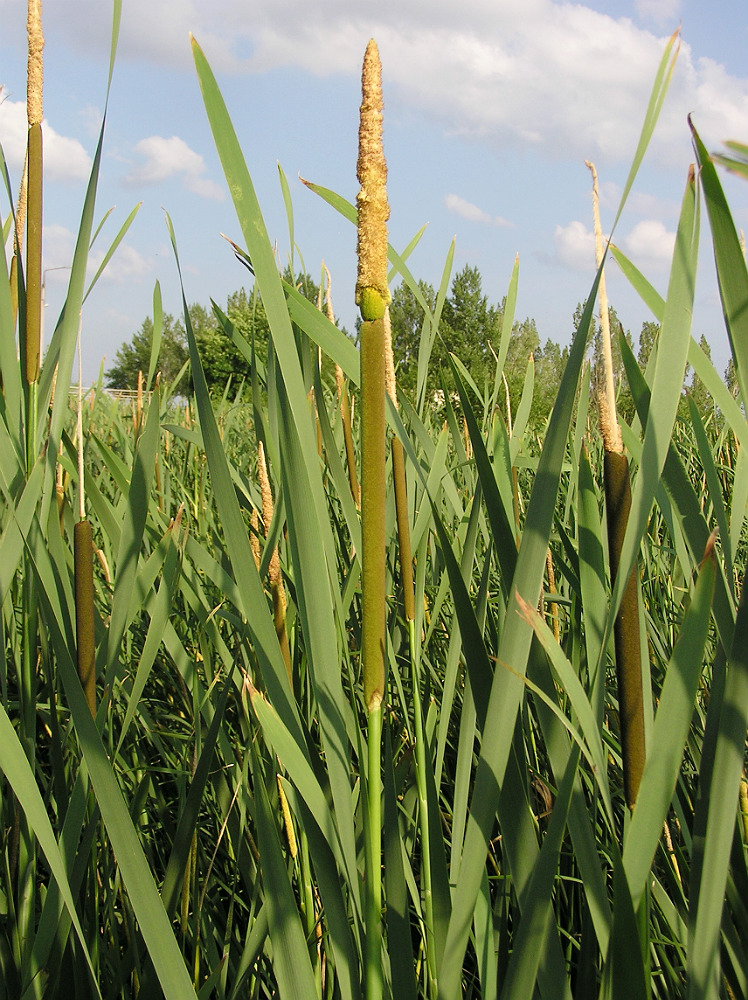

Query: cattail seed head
[26,0,44,126]
[356,39,390,320]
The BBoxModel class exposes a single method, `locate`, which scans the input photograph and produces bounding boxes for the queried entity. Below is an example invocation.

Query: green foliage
[105,311,188,389]
[106,277,322,396]
[2,16,747,1000]
[389,265,564,430]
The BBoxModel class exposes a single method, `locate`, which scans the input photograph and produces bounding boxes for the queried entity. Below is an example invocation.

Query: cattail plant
[587,160,645,810]
[385,308,437,994]
[24,0,43,394]
[74,331,97,717]
[326,265,360,507]
[257,439,292,686]
[356,37,389,1000]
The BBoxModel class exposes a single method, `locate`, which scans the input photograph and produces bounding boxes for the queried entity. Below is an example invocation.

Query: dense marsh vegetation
[1,4,748,999]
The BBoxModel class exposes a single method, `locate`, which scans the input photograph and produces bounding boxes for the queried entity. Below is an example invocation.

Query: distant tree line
[107,262,731,430]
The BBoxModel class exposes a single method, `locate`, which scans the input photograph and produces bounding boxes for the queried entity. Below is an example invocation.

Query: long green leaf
[0,705,100,998]
[249,744,319,1000]
[692,121,748,406]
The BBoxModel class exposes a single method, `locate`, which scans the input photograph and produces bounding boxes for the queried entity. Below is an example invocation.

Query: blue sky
[1,0,746,384]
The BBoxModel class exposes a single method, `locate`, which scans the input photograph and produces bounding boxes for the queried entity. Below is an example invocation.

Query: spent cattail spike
[356,39,390,321]
[586,160,621,454]
[24,0,44,386]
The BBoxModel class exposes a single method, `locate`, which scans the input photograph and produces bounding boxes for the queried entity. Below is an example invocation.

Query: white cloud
[620,218,676,271]
[445,193,513,227]
[270,5,736,169]
[552,220,598,272]
[626,190,681,222]
[125,135,224,200]
[635,0,682,28]
[550,216,675,275]
[94,242,153,284]
[0,92,91,181]
[41,224,153,286]
[20,1,748,174]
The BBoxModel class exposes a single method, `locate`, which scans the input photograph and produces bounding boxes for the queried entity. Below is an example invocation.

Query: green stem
[18,569,37,989]
[409,617,437,998]
[360,314,386,1000]
[365,700,383,1000]
[25,121,42,388]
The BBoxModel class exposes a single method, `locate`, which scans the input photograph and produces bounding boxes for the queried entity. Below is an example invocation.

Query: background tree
[440,264,500,392]
[387,279,437,398]
[725,356,739,398]
[106,313,188,390]
[686,334,717,421]
[531,337,570,429]
[388,265,502,403]
[198,289,262,394]
[637,320,659,369]
[499,315,540,423]
[106,273,321,396]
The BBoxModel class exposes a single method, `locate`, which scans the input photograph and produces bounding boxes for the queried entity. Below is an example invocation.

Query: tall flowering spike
[25,0,44,386]
[26,0,44,127]
[356,39,390,320]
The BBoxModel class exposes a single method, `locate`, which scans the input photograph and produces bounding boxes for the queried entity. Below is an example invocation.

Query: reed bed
[0,6,747,999]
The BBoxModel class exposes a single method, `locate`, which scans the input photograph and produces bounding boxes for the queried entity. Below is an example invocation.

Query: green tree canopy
[106,273,319,396]
[388,264,502,403]
[105,313,189,391]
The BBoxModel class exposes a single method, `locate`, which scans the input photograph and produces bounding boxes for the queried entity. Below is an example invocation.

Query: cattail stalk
[545,548,561,643]
[588,161,644,809]
[25,0,43,388]
[74,327,97,716]
[258,441,293,687]
[9,151,28,331]
[385,307,435,991]
[250,507,261,569]
[16,9,44,966]
[326,265,360,507]
[357,39,389,1000]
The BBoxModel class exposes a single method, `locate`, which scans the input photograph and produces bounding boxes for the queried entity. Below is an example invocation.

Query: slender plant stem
[360,315,386,1000]
[365,700,383,1000]
[409,617,437,998]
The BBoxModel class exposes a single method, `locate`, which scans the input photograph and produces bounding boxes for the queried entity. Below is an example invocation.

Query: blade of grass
[0,705,100,998]
[248,741,319,1000]
[27,532,199,999]
[691,121,748,406]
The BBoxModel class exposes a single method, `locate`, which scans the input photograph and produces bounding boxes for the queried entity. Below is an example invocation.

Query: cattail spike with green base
[356,40,390,321]
[25,0,43,388]
[604,451,645,807]
[326,265,361,508]
[588,160,645,809]
[357,37,388,1000]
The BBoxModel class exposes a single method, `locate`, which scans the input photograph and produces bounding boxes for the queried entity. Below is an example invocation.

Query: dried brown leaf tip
[701,528,718,565]
[356,39,390,320]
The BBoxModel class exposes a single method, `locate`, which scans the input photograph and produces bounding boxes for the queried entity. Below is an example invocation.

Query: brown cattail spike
[586,161,622,454]
[26,0,44,126]
[604,450,645,808]
[74,519,97,717]
[356,40,390,321]
[24,0,44,386]
[258,441,292,686]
